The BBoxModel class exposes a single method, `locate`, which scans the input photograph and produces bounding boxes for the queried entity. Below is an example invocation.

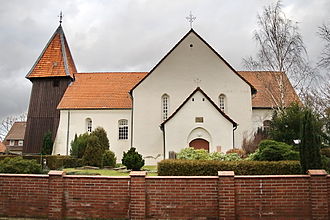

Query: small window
[162,94,170,121]
[86,118,92,133]
[9,140,15,146]
[119,119,128,140]
[195,117,204,123]
[263,120,271,132]
[219,94,226,112]
[18,140,23,146]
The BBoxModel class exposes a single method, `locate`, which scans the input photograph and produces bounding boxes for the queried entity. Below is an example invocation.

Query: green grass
[63,165,157,176]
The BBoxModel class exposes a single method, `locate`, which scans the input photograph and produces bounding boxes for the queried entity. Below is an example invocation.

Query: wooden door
[189,138,209,151]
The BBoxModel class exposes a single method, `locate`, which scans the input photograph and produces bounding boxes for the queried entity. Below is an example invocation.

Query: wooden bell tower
[23,24,77,154]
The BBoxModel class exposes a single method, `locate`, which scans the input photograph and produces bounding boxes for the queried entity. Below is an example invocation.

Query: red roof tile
[26,25,77,79]
[237,71,300,108]
[58,72,147,109]
[4,122,26,140]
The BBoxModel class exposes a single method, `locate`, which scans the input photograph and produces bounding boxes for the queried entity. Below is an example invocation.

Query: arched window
[162,94,169,121]
[219,94,226,112]
[86,118,92,133]
[263,120,271,132]
[118,119,128,140]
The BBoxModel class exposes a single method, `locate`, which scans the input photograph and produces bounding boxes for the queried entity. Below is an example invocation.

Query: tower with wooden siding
[23,24,77,154]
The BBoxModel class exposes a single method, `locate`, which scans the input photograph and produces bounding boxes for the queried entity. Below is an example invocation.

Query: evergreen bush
[158,159,302,176]
[102,150,116,168]
[91,127,110,152]
[70,133,89,158]
[82,135,103,167]
[122,147,144,171]
[299,110,322,172]
[0,157,43,174]
[251,140,299,161]
[41,131,53,155]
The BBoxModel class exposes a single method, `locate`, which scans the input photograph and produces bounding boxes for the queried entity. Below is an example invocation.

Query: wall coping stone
[0,174,48,178]
[48,170,65,176]
[218,171,235,177]
[147,176,218,179]
[308,169,328,176]
[129,171,147,176]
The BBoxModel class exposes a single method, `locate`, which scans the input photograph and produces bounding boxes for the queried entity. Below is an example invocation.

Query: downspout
[66,110,71,155]
[129,91,134,147]
[232,124,238,149]
[160,124,166,160]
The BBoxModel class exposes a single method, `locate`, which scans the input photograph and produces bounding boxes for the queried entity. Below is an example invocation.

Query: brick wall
[0,170,329,219]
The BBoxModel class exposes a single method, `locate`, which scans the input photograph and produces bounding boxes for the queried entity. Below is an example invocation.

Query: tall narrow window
[219,94,226,112]
[162,94,169,121]
[86,118,92,133]
[119,119,128,140]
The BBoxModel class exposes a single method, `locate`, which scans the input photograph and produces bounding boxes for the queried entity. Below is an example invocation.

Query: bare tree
[0,113,27,141]
[318,24,330,70]
[244,1,315,109]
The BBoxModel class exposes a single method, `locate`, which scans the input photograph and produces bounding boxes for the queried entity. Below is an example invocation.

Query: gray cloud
[0,0,329,121]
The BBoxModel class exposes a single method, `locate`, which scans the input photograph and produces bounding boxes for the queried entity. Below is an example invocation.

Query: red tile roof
[237,71,300,108]
[26,25,77,79]
[58,71,299,110]
[57,72,147,109]
[4,122,26,140]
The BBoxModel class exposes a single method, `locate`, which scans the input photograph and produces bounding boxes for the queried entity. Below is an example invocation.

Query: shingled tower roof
[26,24,77,79]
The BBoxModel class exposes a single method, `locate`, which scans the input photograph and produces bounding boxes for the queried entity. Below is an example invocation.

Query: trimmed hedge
[0,155,83,170]
[158,159,302,176]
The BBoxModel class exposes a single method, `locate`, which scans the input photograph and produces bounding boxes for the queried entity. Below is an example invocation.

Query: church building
[23,23,299,164]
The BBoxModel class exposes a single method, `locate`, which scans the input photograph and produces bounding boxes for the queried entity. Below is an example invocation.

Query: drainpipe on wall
[160,124,166,160]
[129,91,134,147]
[66,110,71,155]
[232,124,238,149]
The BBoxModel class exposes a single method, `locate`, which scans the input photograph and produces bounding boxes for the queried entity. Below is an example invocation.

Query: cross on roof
[58,11,63,24]
[194,78,201,87]
[186,11,196,29]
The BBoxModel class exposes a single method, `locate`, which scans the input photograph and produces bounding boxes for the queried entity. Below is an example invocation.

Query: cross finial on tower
[58,11,63,24]
[194,78,201,87]
[186,11,196,29]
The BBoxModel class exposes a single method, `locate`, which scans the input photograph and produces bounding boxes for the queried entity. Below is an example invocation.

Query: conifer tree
[299,110,322,172]
[82,135,103,167]
[41,131,53,155]
[91,127,110,152]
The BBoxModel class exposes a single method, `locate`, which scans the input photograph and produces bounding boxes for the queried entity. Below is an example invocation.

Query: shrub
[91,127,110,152]
[252,140,299,161]
[0,157,43,174]
[177,147,210,160]
[321,155,330,173]
[320,147,330,158]
[158,159,302,176]
[242,127,268,154]
[299,110,322,172]
[82,135,103,167]
[46,155,83,169]
[102,150,116,168]
[70,133,89,158]
[122,147,144,171]
[209,152,241,161]
[226,148,246,158]
[41,131,53,155]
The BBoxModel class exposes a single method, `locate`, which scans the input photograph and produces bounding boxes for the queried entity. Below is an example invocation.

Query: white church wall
[251,108,273,134]
[53,109,131,161]
[133,31,252,162]
[164,91,234,158]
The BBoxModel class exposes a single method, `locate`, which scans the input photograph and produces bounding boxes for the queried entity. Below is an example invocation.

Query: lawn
[63,165,158,176]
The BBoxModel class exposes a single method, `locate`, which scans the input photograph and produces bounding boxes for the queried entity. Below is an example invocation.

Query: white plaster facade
[53,109,131,161]
[52,29,290,165]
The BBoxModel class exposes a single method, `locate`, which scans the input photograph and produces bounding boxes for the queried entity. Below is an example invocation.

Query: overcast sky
[0,0,329,122]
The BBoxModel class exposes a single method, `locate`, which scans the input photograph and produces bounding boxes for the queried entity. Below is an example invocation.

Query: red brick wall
[64,176,130,219]
[0,171,329,219]
[235,176,311,219]
[0,174,48,218]
[146,176,219,219]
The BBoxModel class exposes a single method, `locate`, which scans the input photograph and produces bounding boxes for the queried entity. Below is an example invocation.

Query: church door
[189,138,209,151]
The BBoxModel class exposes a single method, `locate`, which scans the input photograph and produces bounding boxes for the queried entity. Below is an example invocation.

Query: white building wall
[164,91,234,158]
[133,31,252,161]
[53,109,131,161]
[251,108,273,135]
